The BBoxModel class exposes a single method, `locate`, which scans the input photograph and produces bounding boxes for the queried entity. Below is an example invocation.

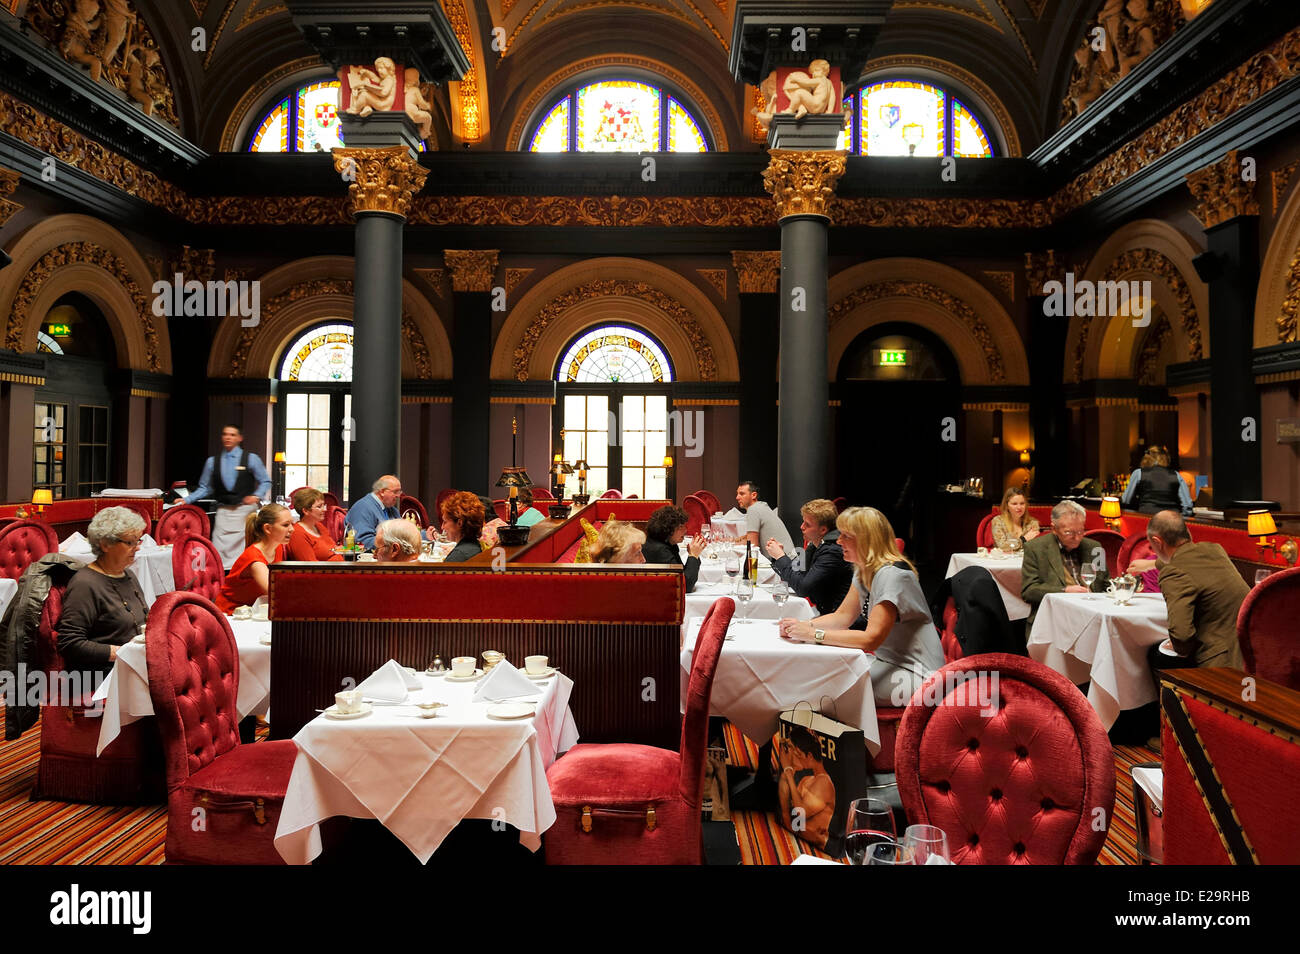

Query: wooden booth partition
[268,561,685,746]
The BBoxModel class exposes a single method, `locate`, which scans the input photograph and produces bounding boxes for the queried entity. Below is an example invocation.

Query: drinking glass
[734,577,754,623]
[1255,569,1272,586]
[771,581,790,608]
[902,824,950,865]
[1079,564,1097,597]
[723,553,741,593]
[866,841,915,866]
[844,797,896,865]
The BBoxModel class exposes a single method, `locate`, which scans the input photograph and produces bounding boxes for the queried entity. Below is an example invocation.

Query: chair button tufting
[968,833,979,846]
[967,738,979,751]
[1014,842,1025,855]
[1015,745,1029,758]
[990,788,1002,801]
[1041,798,1054,810]
[937,780,950,793]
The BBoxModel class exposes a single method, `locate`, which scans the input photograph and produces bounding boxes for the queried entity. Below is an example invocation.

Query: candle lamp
[495,466,534,546]
[571,458,590,507]
[549,457,574,519]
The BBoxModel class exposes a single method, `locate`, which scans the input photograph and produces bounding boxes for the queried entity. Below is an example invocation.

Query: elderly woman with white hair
[56,506,150,672]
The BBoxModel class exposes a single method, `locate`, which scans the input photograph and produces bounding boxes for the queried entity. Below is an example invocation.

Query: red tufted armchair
[0,520,59,581]
[975,514,996,551]
[1237,565,1300,691]
[146,591,297,864]
[600,489,623,499]
[682,494,710,535]
[896,653,1116,864]
[324,505,347,542]
[531,488,555,501]
[1117,531,1155,575]
[30,579,165,804]
[1084,528,1125,576]
[695,490,721,515]
[544,596,734,864]
[399,494,429,527]
[171,533,224,602]
[154,504,211,545]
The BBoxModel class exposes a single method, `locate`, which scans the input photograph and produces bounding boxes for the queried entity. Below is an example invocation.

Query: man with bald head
[344,475,402,550]
[1146,510,1246,669]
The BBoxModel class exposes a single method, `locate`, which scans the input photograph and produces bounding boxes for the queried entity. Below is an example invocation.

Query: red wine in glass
[844,829,893,865]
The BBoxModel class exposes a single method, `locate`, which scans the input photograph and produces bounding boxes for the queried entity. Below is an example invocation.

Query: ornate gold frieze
[440,0,482,142]
[0,166,21,226]
[697,268,727,299]
[333,146,429,219]
[504,268,533,295]
[413,194,774,228]
[763,150,847,221]
[444,249,500,293]
[8,241,160,370]
[1060,0,1182,125]
[836,196,1049,228]
[514,279,717,382]
[731,251,780,294]
[1273,160,1299,216]
[1278,249,1300,343]
[1186,150,1260,230]
[1024,250,1065,291]
[186,195,350,226]
[828,280,1006,383]
[168,245,215,283]
[25,0,178,124]
[984,270,1015,302]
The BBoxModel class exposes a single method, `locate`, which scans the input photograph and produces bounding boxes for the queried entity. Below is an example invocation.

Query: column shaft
[451,291,492,493]
[739,291,779,498]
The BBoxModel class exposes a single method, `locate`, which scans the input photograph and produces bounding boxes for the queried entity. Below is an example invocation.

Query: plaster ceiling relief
[238,0,289,31]
[506,0,729,52]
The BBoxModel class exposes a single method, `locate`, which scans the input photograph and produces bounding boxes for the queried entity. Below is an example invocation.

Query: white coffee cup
[252,602,269,621]
[525,655,549,675]
[232,605,252,620]
[335,690,363,714]
[357,553,376,562]
[451,656,475,676]
[976,546,989,557]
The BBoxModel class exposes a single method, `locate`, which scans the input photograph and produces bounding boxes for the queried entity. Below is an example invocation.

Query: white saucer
[525,667,557,680]
[444,668,485,682]
[424,669,447,677]
[1158,638,1179,657]
[323,702,373,720]
[487,702,535,720]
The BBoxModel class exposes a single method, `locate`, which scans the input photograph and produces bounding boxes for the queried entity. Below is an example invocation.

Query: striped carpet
[0,704,1150,865]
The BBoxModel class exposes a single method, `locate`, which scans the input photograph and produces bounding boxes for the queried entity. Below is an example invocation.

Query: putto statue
[752,60,842,131]
[346,57,399,116]
[402,68,434,140]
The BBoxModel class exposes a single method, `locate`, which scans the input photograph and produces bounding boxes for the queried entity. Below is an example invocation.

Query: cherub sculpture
[402,67,433,140]
[782,59,835,120]
[751,71,778,128]
[59,0,103,82]
[347,57,398,116]
[124,42,161,115]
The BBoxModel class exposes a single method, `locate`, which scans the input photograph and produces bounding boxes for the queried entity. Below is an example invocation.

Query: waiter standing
[184,425,271,569]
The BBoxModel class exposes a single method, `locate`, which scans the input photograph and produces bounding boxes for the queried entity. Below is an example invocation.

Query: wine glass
[771,580,790,609]
[902,824,950,865]
[1255,569,1272,586]
[734,577,754,623]
[1079,563,1097,598]
[844,797,896,865]
[723,553,741,593]
[866,841,915,865]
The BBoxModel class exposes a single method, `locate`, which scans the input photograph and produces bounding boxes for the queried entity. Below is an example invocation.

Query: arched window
[279,323,354,381]
[247,80,428,153]
[837,79,995,158]
[528,80,709,153]
[556,325,674,383]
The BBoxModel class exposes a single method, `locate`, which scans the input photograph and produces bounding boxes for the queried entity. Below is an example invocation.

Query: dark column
[1187,152,1262,506]
[446,250,498,495]
[1025,251,1070,498]
[733,251,780,501]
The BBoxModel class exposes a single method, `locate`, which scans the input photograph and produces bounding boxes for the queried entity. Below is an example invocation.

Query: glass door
[555,386,673,499]
[279,388,351,501]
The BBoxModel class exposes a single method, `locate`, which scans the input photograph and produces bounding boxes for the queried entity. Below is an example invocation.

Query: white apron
[213,503,257,570]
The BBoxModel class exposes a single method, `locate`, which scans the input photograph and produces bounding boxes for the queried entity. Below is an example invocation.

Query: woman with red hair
[440,491,486,563]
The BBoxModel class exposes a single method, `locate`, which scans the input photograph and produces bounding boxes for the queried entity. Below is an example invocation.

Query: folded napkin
[356,659,423,703]
[139,534,159,549]
[472,660,541,703]
[59,532,90,554]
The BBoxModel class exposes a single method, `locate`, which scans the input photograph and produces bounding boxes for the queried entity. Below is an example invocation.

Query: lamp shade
[1019,450,1032,465]
[495,466,534,489]
[1247,510,1278,537]
[273,452,286,463]
[1100,496,1121,519]
[31,489,53,506]
[662,454,674,468]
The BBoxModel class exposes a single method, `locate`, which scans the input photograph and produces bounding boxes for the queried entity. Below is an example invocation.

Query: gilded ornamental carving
[1186,150,1260,230]
[1060,0,1181,125]
[1278,250,1300,343]
[0,166,21,226]
[731,251,780,294]
[444,250,500,293]
[762,150,847,221]
[1024,250,1066,291]
[332,146,429,219]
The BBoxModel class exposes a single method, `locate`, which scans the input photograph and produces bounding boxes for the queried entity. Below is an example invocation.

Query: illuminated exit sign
[46,323,72,337]
[874,349,909,367]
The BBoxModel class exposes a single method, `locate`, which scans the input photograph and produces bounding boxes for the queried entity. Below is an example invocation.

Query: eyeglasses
[1056,529,1084,539]
[114,537,142,547]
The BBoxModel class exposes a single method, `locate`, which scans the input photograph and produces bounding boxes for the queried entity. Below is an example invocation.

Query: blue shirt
[344,492,399,549]
[1122,468,1193,515]
[186,448,271,505]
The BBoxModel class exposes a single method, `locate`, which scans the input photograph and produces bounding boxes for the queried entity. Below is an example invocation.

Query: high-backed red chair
[695,490,721,515]
[532,488,555,501]
[975,513,996,551]
[545,596,734,864]
[399,494,429,527]
[31,578,164,804]
[491,499,510,521]
[1117,531,1155,574]
[324,505,346,541]
[111,501,155,537]
[938,596,965,664]
[0,520,59,581]
[895,537,906,554]
[154,504,211,544]
[600,489,622,499]
[291,487,340,510]
[146,591,297,864]
[171,533,224,602]
[434,489,456,518]
[1237,565,1300,691]
[682,494,710,535]
[896,654,1116,864]
[833,496,848,513]
[1084,528,1124,575]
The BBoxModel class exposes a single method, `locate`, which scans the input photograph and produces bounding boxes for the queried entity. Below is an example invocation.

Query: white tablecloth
[689,545,778,586]
[945,552,1029,620]
[683,582,816,643]
[91,618,272,755]
[1027,592,1169,729]
[681,618,878,753]
[62,545,175,607]
[274,671,580,865]
[0,578,17,622]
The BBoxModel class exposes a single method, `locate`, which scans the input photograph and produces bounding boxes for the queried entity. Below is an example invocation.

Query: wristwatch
[813,629,825,644]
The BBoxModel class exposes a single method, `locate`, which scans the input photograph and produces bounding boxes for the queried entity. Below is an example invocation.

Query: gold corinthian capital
[332,145,429,219]
[762,150,847,221]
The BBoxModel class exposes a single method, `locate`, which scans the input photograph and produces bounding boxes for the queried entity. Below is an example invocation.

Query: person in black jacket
[642,505,705,592]
[764,498,853,614]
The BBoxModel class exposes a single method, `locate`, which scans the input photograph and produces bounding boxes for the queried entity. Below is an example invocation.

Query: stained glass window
[841,79,997,158]
[526,80,710,152]
[557,326,673,383]
[280,323,354,382]
[250,99,290,153]
[247,80,426,152]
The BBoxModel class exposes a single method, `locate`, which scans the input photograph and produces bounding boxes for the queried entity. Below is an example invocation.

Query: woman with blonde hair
[590,520,647,564]
[215,503,292,614]
[991,487,1040,551]
[777,506,943,705]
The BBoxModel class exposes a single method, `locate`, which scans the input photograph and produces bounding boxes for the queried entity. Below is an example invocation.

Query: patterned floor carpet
[0,705,1152,865]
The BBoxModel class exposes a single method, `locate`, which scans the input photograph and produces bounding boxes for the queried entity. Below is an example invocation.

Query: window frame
[841,76,998,158]
[524,75,713,153]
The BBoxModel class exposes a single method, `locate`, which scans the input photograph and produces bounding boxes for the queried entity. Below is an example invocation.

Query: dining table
[90,617,272,755]
[680,617,879,753]
[687,544,778,586]
[944,551,1030,620]
[683,580,816,644]
[273,668,579,865]
[1026,591,1169,729]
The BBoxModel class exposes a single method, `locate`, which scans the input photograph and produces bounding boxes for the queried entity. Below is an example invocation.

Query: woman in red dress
[286,487,342,561]
[215,503,293,614]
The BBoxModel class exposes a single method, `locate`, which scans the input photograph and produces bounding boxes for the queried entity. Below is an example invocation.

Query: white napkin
[356,659,423,703]
[139,534,159,550]
[60,532,90,554]
[472,660,541,702]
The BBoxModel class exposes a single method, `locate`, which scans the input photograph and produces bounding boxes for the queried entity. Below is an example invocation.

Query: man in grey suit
[1021,499,1110,637]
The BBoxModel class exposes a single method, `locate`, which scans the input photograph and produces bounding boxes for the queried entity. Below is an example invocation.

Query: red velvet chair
[112,500,155,537]
[833,496,848,514]
[146,591,297,864]
[896,653,1116,864]
[895,537,906,554]
[399,494,429,527]
[324,504,346,541]
[938,596,965,664]
[545,597,734,864]
[532,488,555,501]
[1237,565,1300,691]
[600,489,623,499]
[30,580,165,804]
[171,533,224,603]
[491,499,510,522]
[291,487,340,510]
[975,513,996,551]
[682,494,710,535]
[695,490,721,515]
[154,504,211,545]
[1117,531,1155,574]
[1085,528,1124,576]
[0,519,59,581]
[434,489,456,517]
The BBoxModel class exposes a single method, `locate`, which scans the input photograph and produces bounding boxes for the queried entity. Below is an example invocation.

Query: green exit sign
[875,349,909,366]
[46,323,72,337]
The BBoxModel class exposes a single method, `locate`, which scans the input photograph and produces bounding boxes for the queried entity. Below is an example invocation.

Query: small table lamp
[495,466,534,546]
[1100,496,1122,529]
[1248,510,1298,564]
[572,459,590,507]
[26,489,53,520]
